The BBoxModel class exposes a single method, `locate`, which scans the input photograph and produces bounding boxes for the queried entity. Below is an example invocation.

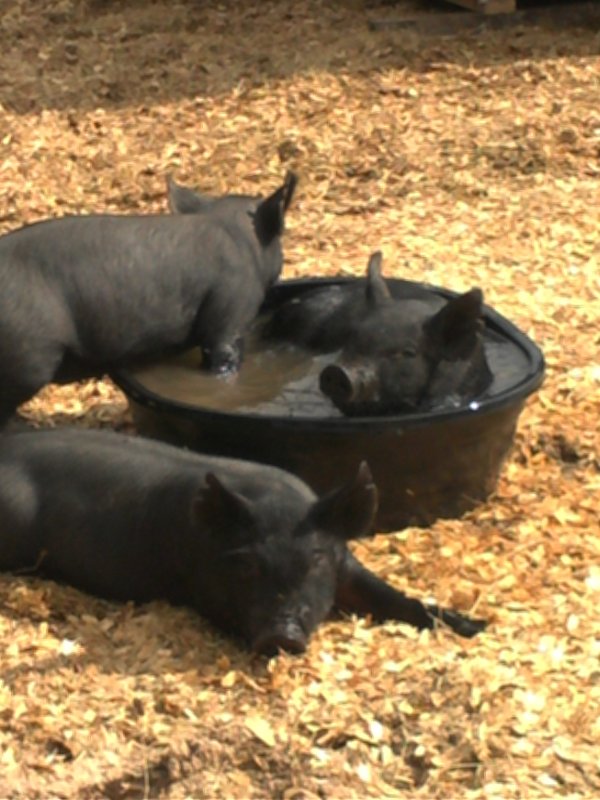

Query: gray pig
[0,429,486,654]
[0,172,296,424]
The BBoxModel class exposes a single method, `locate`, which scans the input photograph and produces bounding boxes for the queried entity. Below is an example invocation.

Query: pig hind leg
[0,342,65,426]
[201,337,243,374]
[0,465,42,571]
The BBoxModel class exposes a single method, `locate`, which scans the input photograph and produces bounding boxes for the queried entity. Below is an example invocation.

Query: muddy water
[130,330,531,419]
[132,338,342,418]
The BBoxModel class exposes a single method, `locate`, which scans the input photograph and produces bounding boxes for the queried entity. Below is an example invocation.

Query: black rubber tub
[112,278,544,531]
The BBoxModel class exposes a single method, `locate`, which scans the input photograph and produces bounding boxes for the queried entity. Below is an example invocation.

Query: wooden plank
[368,2,600,35]
[444,0,516,13]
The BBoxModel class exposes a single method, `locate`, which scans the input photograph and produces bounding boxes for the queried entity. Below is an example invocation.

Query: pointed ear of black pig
[192,472,256,531]
[167,175,213,214]
[425,288,485,357]
[365,251,391,306]
[309,462,378,540]
[253,171,298,246]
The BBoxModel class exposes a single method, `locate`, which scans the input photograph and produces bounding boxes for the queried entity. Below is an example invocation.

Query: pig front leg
[195,301,252,375]
[335,552,486,638]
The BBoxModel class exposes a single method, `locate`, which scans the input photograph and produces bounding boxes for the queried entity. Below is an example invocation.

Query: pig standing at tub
[0,429,485,654]
[265,251,493,416]
[0,172,297,425]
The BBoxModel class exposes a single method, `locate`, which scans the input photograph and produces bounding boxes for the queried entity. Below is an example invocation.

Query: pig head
[267,251,493,416]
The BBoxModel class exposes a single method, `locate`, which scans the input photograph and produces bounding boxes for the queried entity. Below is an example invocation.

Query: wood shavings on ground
[0,1,598,797]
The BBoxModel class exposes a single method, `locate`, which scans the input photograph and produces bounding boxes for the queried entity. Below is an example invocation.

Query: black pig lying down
[0,429,485,655]
[0,172,297,426]
[265,251,493,416]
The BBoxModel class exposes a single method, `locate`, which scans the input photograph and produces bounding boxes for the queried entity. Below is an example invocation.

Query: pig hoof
[213,363,239,379]
[447,614,487,638]
[202,343,242,375]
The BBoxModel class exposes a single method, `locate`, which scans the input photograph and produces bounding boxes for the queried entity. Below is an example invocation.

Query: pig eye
[402,347,417,358]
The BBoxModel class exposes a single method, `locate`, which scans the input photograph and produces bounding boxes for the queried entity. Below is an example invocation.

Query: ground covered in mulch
[0,0,598,797]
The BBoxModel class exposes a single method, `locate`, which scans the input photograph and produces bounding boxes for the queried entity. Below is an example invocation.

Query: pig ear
[253,171,298,246]
[193,472,256,531]
[309,462,378,540]
[424,288,485,357]
[167,175,213,214]
[365,251,391,306]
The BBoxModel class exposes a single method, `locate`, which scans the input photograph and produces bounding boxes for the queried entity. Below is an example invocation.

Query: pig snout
[319,363,377,410]
[252,619,308,656]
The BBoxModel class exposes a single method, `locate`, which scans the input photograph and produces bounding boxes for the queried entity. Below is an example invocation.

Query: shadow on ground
[0,0,597,115]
